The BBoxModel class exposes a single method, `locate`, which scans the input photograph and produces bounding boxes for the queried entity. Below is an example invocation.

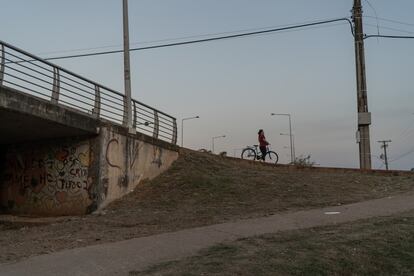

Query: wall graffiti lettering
[105,138,144,170]
[152,146,163,168]
[106,138,121,169]
[0,142,92,213]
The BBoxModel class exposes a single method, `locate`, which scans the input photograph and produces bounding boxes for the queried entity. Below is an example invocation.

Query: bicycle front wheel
[266,151,279,164]
[241,148,256,161]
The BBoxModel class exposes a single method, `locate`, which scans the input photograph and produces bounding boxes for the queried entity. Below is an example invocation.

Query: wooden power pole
[352,0,372,169]
[378,140,392,170]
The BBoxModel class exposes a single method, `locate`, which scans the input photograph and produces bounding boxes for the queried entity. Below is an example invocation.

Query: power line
[36,18,351,56]
[363,0,380,36]
[365,23,414,35]
[364,15,414,27]
[364,34,414,40]
[40,17,353,61]
[389,146,414,162]
[393,119,414,143]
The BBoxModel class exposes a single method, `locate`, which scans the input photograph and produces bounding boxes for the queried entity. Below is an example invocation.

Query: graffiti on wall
[106,138,122,170]
[0,142,92,213]
[103,136,166,193]
[152,146,163,168]
[105,138,146,170]
[105,137,144,189]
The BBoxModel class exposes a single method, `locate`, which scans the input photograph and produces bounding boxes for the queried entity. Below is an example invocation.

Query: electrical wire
[364,16,414,27]
[363,0,380,36]
[39,17,353,61]
[364,34,414,40]
[36,18,351,56]
[363,14,414,40]
[393,119,414,143]
[389,146,414,162]
[365,23,414,35]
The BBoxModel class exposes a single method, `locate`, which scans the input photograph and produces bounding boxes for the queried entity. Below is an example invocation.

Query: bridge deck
[0,85,98,144]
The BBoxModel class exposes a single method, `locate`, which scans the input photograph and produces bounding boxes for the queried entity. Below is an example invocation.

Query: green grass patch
[131,211,414,276]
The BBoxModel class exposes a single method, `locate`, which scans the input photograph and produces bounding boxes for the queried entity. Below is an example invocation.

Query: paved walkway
[1,193,414,276]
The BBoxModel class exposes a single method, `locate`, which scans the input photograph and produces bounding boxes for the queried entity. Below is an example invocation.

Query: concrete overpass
[0,85,98,144]
[0,40,179,216]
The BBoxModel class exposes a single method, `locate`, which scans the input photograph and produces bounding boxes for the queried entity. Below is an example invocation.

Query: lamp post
[212,135,226,154]
[122,0,133,131]
[181,116,200,147]
[281,133,295,162]
[271,113,293,163]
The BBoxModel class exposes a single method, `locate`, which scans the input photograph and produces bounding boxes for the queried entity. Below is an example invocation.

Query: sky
[1,0,413,170]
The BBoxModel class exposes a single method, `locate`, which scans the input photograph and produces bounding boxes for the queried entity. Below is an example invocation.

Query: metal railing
[0,40,177,144]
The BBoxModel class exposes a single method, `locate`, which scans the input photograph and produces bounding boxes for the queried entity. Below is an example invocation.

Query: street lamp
[212,135,226,154]
[181,116,200,147]
[280,133,296,162]
[271,113,293,163]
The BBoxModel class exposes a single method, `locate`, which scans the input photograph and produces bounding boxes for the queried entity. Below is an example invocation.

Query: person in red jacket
[258,129,269,161]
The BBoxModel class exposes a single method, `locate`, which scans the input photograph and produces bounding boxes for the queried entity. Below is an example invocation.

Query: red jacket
[259,133,269,147]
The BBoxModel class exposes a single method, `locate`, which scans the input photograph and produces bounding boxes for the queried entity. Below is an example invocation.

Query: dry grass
[108,149,414,227]
[1,150,413,264]
[131,211,414,276]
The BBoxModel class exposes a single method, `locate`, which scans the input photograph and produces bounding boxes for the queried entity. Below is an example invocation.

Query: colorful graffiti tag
[0,142,92,214]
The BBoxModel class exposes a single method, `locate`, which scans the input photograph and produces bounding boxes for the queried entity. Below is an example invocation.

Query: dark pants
[259,146,267,161]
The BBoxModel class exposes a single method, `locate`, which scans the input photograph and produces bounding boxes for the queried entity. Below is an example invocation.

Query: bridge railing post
[172,119,178,145]
[51,67,60,104]
[0,44,4,86]
[132,100,137,129]
[153,111,159,139]
[92,85,101,118]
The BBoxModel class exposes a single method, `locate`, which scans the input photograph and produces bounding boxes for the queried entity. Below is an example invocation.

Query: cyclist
[258,129,269,161]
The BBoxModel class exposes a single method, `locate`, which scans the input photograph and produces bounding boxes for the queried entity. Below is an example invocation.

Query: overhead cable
[41,17,354,61]
[364,15,414,27]
[364,34,414,40]
[36,18,351,56]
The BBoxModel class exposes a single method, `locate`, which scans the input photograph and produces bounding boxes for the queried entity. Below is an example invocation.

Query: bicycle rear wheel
[265,151,279,164]
[241,148,256,161]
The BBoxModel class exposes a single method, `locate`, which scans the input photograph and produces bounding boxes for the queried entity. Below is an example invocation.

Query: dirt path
[1,192,414,276]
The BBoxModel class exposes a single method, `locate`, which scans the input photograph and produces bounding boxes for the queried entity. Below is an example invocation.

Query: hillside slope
[108,149,414,225]
[1,149,413,263]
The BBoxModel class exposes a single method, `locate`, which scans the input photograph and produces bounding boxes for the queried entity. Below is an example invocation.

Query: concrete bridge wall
[0,126,178,216]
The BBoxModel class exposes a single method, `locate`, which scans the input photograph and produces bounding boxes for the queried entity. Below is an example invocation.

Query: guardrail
[0,40,177,144]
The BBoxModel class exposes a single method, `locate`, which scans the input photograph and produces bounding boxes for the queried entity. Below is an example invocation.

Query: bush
[294,155,316,167]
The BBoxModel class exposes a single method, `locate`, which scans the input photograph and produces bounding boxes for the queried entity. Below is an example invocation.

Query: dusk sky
[1,0,413,169]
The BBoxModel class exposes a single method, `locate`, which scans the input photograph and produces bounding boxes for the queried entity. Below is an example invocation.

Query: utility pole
[123,0,133,131]
[353,0,372,170]
[378,140,391,170]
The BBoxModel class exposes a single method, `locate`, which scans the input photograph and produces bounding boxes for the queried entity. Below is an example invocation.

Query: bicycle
[241,145,279,164]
